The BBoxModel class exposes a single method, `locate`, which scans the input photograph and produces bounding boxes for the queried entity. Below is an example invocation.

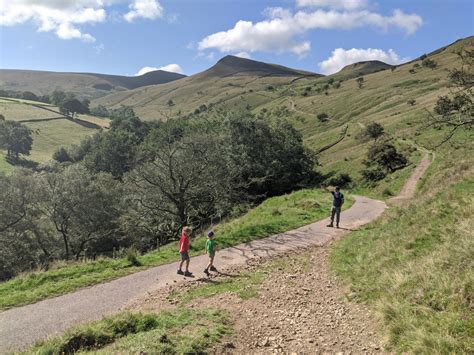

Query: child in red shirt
[177,226,193,277]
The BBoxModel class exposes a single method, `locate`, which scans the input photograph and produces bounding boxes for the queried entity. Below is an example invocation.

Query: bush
[126,248,141,266]
[362,166,386,181]
[317,113,329,122]
[325,173,352,188]
[53,147,72,163]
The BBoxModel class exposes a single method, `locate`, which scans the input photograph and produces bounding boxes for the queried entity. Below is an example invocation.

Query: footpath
[0,152,430,353]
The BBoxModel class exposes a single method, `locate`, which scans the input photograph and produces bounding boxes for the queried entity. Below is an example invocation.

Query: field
[0,97,110,169]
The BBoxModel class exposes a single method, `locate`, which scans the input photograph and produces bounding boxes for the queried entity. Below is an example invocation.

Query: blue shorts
[180,252,189,261]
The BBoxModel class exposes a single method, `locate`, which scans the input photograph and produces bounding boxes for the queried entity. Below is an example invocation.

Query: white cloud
[124,0,163,22]
[296,0,368,10]
[198,6,422,56]
[136,63,183,76]
[318,47,409,74]
[235,52,251,59]
[158,64,184,74]
[0,0,107,41]
[0,0,166,41]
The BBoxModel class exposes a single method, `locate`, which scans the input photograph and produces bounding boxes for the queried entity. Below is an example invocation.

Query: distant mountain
[0,69,186,100]
[200,55,319,78]
[94,56,321,120]
[333,60,393,80]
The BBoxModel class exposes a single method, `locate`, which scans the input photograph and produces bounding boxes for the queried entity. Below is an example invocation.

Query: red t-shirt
[179,234,189,253]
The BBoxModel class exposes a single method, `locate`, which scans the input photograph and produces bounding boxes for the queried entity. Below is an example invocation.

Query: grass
[0,188,351,310]
[26,309,231,354]
[330,179,474,353]
[169,253,312,305]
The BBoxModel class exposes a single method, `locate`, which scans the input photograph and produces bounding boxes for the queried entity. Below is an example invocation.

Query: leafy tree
[50,90,67,106]
[109,105,137,120]
[425,48,473,146]
[364,142,408,174]
[126,122,231,240]
[422,58,438,70]
[0,119,33,159]
[317,113,329,122]
[52,147,72,163]
[39,165,124,259]
[364,122,385,142]
[90,105,109,118]
[22,91,39,101]
[356,76,364,89]
[83,130,140,178]
[81,99,91,114]
[59,97,88,118]
[167,99,174,107]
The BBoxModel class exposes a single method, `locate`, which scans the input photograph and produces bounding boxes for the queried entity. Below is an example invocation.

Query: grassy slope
[0,188,352,310]
[95,37,472,197]
[27,309,231,354]
[330,142,474,353]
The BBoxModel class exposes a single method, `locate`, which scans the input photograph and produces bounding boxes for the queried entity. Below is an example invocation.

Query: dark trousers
[330,206,341,225]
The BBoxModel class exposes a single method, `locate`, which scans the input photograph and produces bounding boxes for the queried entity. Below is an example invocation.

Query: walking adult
[327,186,344,228]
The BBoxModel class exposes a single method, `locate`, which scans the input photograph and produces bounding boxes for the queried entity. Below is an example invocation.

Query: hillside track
[0,153,434,353]
[0,196,386,353]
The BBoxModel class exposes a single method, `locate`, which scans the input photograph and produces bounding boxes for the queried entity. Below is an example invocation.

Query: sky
[0,0,473,76]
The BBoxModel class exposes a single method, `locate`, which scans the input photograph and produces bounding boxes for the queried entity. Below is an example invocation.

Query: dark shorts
[180,252,189,261]
[208,251,215,258]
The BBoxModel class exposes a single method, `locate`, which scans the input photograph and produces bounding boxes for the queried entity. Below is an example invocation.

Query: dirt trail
[389,152,433,205]
[0,151,433,353]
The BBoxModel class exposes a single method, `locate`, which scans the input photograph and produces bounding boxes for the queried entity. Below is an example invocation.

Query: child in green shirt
[204,231,217,276]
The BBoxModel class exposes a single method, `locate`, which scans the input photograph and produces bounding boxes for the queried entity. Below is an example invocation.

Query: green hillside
[94,36,473,193]
[0,97,110,170]
[0,69,186,100]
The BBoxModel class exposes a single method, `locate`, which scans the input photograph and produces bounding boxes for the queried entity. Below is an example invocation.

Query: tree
[39,165,123,260]
[81,99,91,114]
[0,119,33,159]
[422,58,438,70]
[126,122,231,240]
[425,48,473,146]
[317,113,329,122]
[167,99,174,107]
[50,90,66,106]
[364,122,385,142]
[364,142,408,175]
[356,76,364,89]
[59,97,88,118]
[90,105,109,118]
[52,147,72,163]
[22,91,39,101]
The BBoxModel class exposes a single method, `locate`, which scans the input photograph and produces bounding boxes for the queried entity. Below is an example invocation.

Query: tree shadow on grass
[6,156,39,169]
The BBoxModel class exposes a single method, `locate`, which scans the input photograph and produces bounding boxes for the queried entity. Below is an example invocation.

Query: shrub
[407,99,416,106]
[325,173,352,188]
[126,248,141,266]
[317,113,329,122]
[362,166,386,181]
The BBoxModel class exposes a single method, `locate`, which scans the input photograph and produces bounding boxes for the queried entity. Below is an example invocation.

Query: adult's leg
[336,207,341,226]
[330,206,336,223]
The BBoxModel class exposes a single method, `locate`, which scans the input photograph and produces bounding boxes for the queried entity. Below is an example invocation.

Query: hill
[0,69,186,100]
[332,60,393,80]
[93,56,321,120]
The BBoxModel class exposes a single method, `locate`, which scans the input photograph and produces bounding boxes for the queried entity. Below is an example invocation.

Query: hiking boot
[336,225,340,228]
[204,268,210,276]
[210,266,218,272]
[177,269,184,275]
[184,271,193,277]
[326,223,333,228]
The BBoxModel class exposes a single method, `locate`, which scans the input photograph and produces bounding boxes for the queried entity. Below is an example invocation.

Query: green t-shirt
[206,239,216,254]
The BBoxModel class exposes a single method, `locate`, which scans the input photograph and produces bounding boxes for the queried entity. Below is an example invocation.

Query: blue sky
[0,0,472,76]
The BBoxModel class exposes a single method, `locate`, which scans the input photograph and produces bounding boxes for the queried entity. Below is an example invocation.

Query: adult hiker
[327,186,344,228]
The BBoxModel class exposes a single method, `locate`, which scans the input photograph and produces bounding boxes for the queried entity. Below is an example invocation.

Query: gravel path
[0,196,386,353]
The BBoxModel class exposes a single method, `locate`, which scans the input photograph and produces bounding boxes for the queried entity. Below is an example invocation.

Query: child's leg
[209,255,214,268]
[178,260,184,270]
[185,258,190,272]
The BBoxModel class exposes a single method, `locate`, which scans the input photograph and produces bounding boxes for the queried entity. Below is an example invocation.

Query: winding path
[0,153,433,353]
